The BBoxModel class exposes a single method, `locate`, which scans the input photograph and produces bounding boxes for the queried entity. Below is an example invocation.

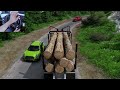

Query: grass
[0,40,3,47]
[76,21,120,78]
[30,20,62,31]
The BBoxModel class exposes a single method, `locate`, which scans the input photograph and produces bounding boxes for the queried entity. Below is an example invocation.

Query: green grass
[76,21,120,78]
[30,20,62,31]
[0,40,3,47]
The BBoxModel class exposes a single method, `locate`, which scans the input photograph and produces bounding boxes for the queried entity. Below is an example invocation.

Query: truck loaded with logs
[42,26,78,79]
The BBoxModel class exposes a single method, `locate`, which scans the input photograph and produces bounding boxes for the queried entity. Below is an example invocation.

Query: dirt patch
[0,19,71,77]
[72,25,108,79]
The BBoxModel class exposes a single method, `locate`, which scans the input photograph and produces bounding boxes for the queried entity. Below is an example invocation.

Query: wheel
[44,73,53,79]
[66,72,75,79]
[39,54,41,61]
[20,56,25,61]
[35,55,41,62]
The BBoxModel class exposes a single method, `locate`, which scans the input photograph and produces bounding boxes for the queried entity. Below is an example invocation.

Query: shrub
[113,56,120,62]
[89,33,110,42]
[82,11,109,27]
[110,42,120,50]
[111,33,120,41]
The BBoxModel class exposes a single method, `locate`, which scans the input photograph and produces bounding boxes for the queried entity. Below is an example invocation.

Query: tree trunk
[65,60,74,72]
[55,63,64,73]
[63,32,75,60]
[44,32,57,60]
[60,58,69,67]
[45,63,54,73]
[54,32,64,60]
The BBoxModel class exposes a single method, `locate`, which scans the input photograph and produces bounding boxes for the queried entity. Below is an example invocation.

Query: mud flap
[44,72,53,79]
[66,72,75,79]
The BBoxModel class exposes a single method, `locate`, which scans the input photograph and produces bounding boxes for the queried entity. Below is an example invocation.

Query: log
[60,58,69,67]
[63,32,75,60]
[55,63,64,73]
[45,63,54,73]
[65,60,74,72]
[43,32,57,60]
[54,32,64,60]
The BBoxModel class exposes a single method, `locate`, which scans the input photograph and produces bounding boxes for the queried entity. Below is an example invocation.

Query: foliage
[76,11,120,78]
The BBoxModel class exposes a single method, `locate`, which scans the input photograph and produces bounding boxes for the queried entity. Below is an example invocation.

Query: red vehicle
[72,16,82,22]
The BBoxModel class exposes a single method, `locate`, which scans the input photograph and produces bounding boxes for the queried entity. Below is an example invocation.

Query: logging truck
[42,26,78,79]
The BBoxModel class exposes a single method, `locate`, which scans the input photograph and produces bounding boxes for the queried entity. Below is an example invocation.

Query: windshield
[28,45,39,51]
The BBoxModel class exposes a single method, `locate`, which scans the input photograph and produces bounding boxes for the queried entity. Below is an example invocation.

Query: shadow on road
[22,59,44,79]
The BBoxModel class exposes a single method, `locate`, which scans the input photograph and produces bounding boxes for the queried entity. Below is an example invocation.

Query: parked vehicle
[73,16,82,22]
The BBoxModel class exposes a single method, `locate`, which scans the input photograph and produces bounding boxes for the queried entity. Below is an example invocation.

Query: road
[1,20,81,79]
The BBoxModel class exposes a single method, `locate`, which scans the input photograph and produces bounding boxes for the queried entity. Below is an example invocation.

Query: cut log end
[55,64,64,73]
[65,60,74,72]
[43,51,52,60]
[45,63,54,73]
[60,58,69,67]
[54,51,64,60]
[63,32,75,60]
[66,50,75,60]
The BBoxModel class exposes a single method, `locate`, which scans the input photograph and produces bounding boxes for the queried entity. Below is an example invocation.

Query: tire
[20,56,24,61]
[66,73,75,79]
[39,54,41,61]
[44,73,53,79]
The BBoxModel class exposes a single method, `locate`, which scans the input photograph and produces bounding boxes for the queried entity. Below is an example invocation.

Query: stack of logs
[43,32,75,73]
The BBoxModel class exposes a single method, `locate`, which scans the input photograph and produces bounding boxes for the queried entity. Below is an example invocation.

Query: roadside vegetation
[76,11,120,78]
[0,11,88,47]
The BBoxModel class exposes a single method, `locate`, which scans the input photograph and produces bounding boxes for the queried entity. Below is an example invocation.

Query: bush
[113,56,120,62]
[110,42,120,50]
[111,33,120,41]
[89,33,110,42]
[101,42,120,50]
[0,40,3,47]
[82,11,109,27]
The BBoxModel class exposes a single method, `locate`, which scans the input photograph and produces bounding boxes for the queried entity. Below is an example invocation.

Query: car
[22,41,44,62]
[72,16,82,22]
